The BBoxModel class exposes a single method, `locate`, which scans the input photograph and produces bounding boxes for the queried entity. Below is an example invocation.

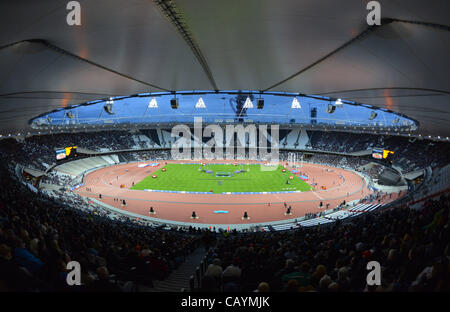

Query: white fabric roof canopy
[0,0,448,136]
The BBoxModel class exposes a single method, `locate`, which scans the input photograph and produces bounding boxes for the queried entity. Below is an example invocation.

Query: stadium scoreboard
[56,146,77,160]
[372,148,394,162]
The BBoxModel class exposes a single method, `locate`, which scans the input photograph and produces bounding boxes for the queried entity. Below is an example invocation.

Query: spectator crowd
[0,149,204,291]
[0,130,448,292]
[199,194,449,292]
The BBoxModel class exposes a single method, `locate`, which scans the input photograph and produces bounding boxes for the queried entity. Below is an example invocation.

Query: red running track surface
[75,160,374,226]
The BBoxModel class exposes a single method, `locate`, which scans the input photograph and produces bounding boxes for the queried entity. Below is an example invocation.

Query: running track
[75,160,374,226]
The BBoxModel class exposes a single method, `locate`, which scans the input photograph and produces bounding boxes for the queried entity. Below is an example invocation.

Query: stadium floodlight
[257,98,264,109]
[291,97,301,109]
[369,111,378,120]
[105,97,114,106]
[148,97,158,108]
[335,98,343,107]
[104,103,114,114]
[325,104,336,114]
[170,98,179,109]
[104,97,115,114]
[195,97,206,108]
[243,96,253,108]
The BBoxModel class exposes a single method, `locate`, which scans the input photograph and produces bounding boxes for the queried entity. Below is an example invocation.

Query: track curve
[75,160,373,226]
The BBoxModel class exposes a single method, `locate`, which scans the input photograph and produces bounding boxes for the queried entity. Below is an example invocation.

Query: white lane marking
[312,191,324,200]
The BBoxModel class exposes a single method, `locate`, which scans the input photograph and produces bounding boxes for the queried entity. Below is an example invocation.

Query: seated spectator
[281,261,311,288]
[0,243,48,291]
[318,275,332,291]
[89,266,122,292]
[283,279,299,292]
[205,258,223,279]
[222,260,241,283]
[13,238,44,275]
[276,259,296,278]
[310,264,327,289]
[254,282,270,292]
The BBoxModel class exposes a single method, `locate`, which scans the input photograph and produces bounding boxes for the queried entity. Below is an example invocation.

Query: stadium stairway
[118,154,129,163]
[285,129,300,149]
[139,247,207,292]
[297,129,309,149]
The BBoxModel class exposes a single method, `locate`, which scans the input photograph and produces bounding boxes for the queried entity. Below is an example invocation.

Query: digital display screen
[372,148,394,161]
[372,148,383,159]
[56,146,77,160]
[56,149,66,160]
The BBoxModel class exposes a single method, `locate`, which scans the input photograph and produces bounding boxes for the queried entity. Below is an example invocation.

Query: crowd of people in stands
[11,130,162,170]
[3,129,450,172]
[306,131,450,173]
[305,153,361,168]
[40,171,76,187]
[0,150,204,291]
[2,129,449,174]
[199,193,449,292]
[0,131,449,292]
[27,131,139,152]
[303,211,327,220]
[125,150,171,162]
[306,130,381,153]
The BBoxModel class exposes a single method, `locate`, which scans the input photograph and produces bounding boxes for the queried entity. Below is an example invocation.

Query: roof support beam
[263,18,450,92]
[154,0,218,91]
[0,39,169,92]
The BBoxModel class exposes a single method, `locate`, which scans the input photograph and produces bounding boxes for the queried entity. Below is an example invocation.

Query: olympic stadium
[0,0,449,296]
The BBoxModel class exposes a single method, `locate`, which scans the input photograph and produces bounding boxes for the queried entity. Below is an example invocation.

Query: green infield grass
[130,163,313,193]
